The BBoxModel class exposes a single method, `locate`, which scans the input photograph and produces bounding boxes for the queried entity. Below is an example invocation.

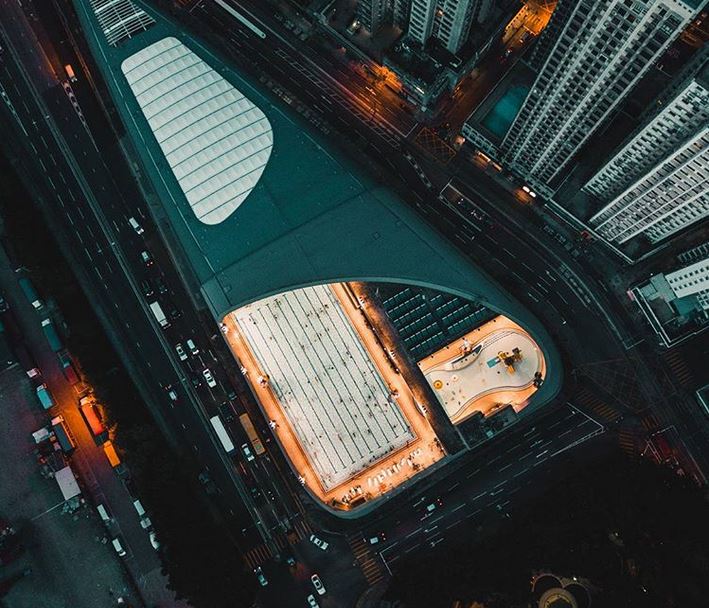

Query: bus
[239,413,265,455]
[210,415,235,454]
[18,277,42,309]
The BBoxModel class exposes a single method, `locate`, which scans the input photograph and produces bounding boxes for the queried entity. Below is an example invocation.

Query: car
[156,277,169,295]
[202,368,217,388]
[0,295,9,312]
[310,574,325,595]
[285,554,296,567]
[140,280,154,298]
[167,389,178,403]
[128,216,144,235]
[306,595,319,608]
[186,338,199,355]
[149,530,160,550]
[241,443,255,462]
[168,306,182,321]
[369,531,386,544]
[140,250,153,267]
[254,566,268,587]
[190,375,202,389]
[309,534,328,550]
[175,343,187,361]
[112,537,127,557]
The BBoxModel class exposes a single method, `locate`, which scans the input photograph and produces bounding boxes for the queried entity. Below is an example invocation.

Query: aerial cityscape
[0,0,706,607]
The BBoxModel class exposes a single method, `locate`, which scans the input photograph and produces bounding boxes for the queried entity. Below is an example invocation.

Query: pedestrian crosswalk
[243,518,313,569]
[617,429,638,460]
[662,349,694,388]
[641,413,660,433]
[573,387,621,423]
[347,534,386,586]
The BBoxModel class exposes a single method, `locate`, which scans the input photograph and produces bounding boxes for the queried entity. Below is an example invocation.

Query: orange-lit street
[419,316,545,424]
[221,283,444,510]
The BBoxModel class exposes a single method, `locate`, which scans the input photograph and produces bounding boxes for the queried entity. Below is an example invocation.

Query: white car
[310,574,325,596]
[306,595,319,608]
[128,216,144,235]
[309,534,328,551]
[186,338,199,355]
[242,443,255,462]
[175,343,187,361]
[202,368,217,388]
[112,537,126,557]
[149,530,160,550]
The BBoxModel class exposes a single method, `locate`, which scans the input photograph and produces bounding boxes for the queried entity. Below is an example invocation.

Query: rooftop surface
[233,284,414,491]
[420,316,545,424]
[223,283,443,507]
[72,0,562,411]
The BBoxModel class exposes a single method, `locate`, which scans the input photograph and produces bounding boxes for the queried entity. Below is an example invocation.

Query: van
[133,499,146,517]
[128,217,144,235]
[97,504,111,522]
[111,537,126,557]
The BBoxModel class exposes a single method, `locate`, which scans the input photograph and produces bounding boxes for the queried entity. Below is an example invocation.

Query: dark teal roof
[71,0,562,407]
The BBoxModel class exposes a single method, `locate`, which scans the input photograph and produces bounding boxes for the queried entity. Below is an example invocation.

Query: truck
[18,277,42,310]
[13,343,39,380]
[64,63,77,82]
[102,440,122,468]
[149,301,170,329]
[36,384,55,410]
[41,318,63,352]
[79,396,108,443]
[57,350,79,384]
[51,415,75,452]
[239,413,265,455]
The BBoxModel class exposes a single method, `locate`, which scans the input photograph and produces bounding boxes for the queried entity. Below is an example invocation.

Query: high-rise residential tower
[499,0,700,196]
[587,54,709,246]
[407,0,492,54]
[356,0,392,33]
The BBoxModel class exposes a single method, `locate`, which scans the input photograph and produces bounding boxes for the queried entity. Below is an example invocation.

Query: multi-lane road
[0,0,305,586]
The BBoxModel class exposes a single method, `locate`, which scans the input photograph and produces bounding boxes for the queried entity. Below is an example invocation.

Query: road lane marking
[499,463,513,472]
[452,504,466,513]
[493,480,508,489]
[535,450,549,458]
[405,528,421,539]
[466,508,481,519]
[513,468,528,478]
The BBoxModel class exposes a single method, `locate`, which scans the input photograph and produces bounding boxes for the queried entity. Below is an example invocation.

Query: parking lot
[0,364,136,607]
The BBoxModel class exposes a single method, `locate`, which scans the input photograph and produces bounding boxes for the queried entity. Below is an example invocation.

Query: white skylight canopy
[121,37,273,225]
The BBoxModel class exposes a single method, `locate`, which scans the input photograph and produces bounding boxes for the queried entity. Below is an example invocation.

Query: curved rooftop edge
[71,0,563,412]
